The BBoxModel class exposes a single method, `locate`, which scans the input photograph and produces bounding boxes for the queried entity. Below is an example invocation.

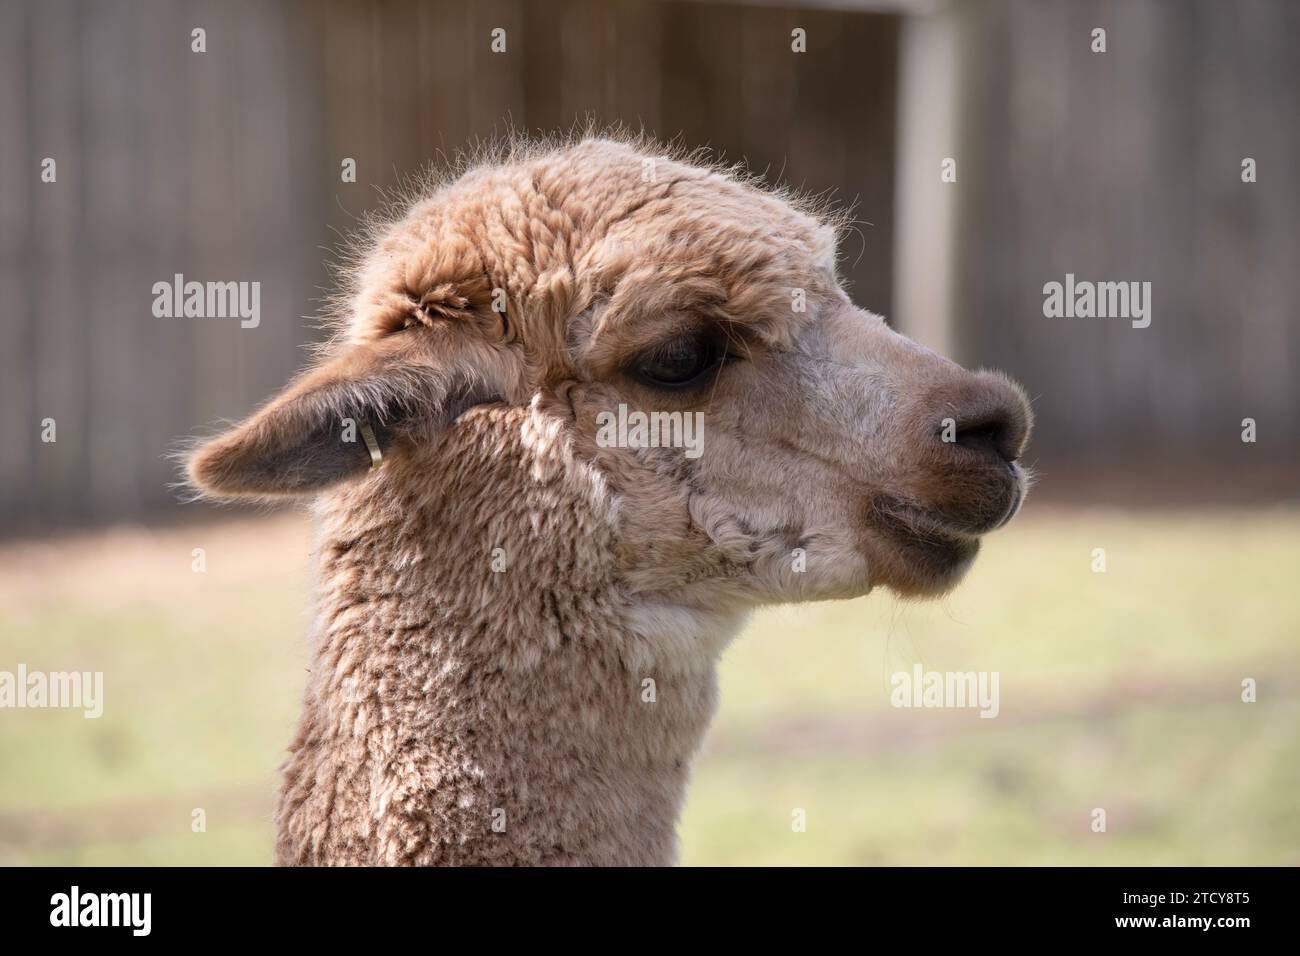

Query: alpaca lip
[991,471,1026,530]
[872,502,982,593]
[873,496,980,563]
[876,470,1025,544]
[879,498,979,544]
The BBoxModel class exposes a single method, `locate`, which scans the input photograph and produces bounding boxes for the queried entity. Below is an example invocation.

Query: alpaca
[187,135,1032,866]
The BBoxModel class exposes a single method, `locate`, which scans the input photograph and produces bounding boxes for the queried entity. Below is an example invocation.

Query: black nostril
[926,373,1033,466]
[953,413,1017,464]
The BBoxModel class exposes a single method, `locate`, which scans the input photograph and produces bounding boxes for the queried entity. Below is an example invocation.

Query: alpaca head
[188,136,1031,621]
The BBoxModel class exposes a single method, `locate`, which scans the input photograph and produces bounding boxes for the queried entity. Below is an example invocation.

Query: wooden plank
[0,0,34,529]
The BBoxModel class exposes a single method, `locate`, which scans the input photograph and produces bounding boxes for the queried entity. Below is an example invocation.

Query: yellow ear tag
[359,422,383,470]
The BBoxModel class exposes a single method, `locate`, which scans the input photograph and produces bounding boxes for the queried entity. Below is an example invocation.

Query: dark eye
[631,335,724,388]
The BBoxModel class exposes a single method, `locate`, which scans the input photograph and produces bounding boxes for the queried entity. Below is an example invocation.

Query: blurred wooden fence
[0,0,899,535]
[951,0,1300,479]
[2,0,1296,535]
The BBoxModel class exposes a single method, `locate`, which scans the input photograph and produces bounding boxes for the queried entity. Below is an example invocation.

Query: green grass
[1,506,1297,865]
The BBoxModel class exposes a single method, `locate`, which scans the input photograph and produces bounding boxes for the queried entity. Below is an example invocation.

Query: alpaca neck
[276,408,735,865]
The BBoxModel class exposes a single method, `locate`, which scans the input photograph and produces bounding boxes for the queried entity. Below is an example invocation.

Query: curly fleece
[187,134,1031,865]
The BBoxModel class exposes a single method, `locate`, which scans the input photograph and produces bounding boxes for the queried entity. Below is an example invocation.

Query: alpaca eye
[631,336,722,388]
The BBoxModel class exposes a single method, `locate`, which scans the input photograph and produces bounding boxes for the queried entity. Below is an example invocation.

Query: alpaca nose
[953,408,1023,464]
[931,373,1032,466]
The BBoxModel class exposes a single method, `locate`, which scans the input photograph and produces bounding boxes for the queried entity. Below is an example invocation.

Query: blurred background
[1,0,1297,865]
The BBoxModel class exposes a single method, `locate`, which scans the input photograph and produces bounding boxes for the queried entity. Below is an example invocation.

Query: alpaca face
[188,137,1030,613]
[578,298,1031,606]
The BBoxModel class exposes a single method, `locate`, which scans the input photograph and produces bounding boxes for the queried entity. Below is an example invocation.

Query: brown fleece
[187,133,1031,865]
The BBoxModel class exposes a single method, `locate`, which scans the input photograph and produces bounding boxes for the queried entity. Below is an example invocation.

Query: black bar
[0,866,1291,941]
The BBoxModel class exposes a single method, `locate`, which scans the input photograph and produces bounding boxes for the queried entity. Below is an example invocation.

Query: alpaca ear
[187,334,502,498]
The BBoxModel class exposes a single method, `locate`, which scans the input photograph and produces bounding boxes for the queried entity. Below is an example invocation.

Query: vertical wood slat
[81,0,141,520]
[0,0,34,529]
[613,0,663,136]
[19,0,91,527]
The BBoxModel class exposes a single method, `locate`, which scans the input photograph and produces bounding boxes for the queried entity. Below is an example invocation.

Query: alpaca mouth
[993,471,1027,529]
[899,462,1028,537]
[870,502,981,595]
[869,469,1026,591]
[876,496,981,552]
